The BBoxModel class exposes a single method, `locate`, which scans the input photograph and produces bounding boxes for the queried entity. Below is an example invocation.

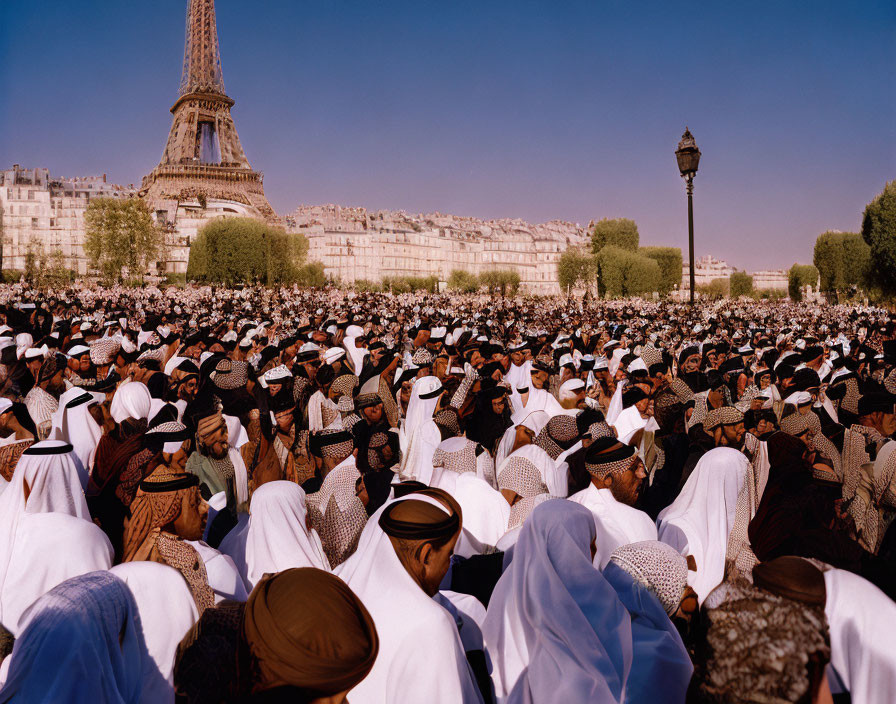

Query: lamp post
[675,128,701,304]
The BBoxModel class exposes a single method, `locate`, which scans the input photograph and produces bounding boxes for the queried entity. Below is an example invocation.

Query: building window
[31,218,38,227]
[27,190,34,200]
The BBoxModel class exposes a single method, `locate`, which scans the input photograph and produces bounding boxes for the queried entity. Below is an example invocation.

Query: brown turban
[122,465,199,562]
[242,567,379,696]
[378,487,463,541]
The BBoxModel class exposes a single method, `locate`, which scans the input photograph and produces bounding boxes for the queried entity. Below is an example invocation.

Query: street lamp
[675,127,701,304]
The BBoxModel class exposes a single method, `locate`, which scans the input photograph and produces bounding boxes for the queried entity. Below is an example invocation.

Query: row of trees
[447,269,522,296]
[557,218,683,298]
[186,217,323,286]
[795,180,895,302]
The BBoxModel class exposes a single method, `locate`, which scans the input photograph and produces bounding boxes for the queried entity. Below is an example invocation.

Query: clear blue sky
[1,1,893,271]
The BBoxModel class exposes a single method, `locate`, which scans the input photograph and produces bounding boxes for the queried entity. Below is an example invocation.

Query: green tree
[187,217,314,286]
[84,198,163,282]
[448,269,480,293]
[23,243,38,284]
[597,246,660,298]
[862,180,896,297]
[698,278,729,300]
[591,218,639,254]
[557,249,596,293]
[729,271,754,298]
[294,261,327,288]
[788,264,819,302]
[479,269,521,297]
[813,231,870,299]
[640,246,683,295]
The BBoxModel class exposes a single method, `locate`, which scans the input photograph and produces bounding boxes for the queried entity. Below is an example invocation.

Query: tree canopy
[597,246,660,298]
[479,269,521,296]
[788,264,819,302]
[84,198,164,282]
[187,217,314,286]
[812,231,869,298]
[591,218,639,254]
[729,271,754,298]
[557,249,596,293]
[447,269,480,293]
[640,246,683,295]
[862,180,896,297]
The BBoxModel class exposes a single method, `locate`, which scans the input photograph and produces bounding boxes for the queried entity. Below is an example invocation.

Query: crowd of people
[0,280,894,703]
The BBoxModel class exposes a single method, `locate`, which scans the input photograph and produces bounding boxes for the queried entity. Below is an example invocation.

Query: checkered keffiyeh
[90,337,121,366]
[497,456,548,498]
[778,410,819,437]
[704,406,744,432]
[331,374,359,398]
[411,347,434,366]
[609,540,688,616]
[534,415,579,460]
[306,464,367,567]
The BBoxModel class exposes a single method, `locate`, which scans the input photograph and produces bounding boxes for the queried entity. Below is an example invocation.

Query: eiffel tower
[140,0,275,220]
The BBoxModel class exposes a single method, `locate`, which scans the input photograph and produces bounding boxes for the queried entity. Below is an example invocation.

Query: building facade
[287,205,589,295]
[0,165,135,274]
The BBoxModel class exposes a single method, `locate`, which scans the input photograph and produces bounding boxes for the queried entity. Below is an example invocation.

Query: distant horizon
[2,1,893,273]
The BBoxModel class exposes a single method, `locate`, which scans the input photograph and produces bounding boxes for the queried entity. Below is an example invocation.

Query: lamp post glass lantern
[675,128,700,304]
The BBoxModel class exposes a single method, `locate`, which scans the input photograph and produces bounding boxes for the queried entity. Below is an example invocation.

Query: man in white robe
[568,437,657,568]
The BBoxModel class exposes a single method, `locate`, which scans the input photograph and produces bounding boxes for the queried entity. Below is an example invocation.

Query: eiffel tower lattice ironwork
[140,0,275,219]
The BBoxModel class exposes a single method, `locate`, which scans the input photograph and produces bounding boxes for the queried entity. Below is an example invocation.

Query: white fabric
[111,562,200,704]
[495,410,550,468]
[605,379,627,426]
[497,444,569,499]
[0,513,113,635]
[343,331,368,374]
[227,446,249,508]
[613,405,647,445]
[398,376,443,483]
[307,390,336,433]
[218,480,329,590]
[483,499,632,704]
[509,386,564,419]
[0,571,148,703]
[336,495,483,704]
[109,381,151,424]
[14,333,32,360]
[824,568,896,704]
[431,471,510,549]
[186,540,249,604]
[568,484,658,568]
[656,447,749,603]
[49,388,102,480]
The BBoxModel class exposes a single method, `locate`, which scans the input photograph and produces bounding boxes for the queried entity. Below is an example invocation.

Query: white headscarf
[824,568,896,704]
[0,438,95,630]
[495,410,550,469]
[605,379,627,426]
[14,333,32,360]
[656,447,749,603]
[111,562,200,704]
[483,499,632,704]
[430,471,510,551]
[398,376,443,483]
[335,494,483,704]
[49,388,102,480]
[219,480,329,590]
[224,414,249,449]
[612,405,648,445]
[496,443,569,499]
[0,513,113,636]
[0,571,148,703]
[343,326,368,374]
[109,381,151,424]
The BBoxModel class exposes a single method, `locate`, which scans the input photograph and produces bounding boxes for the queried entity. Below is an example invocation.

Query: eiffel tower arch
[140,0,278,273]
